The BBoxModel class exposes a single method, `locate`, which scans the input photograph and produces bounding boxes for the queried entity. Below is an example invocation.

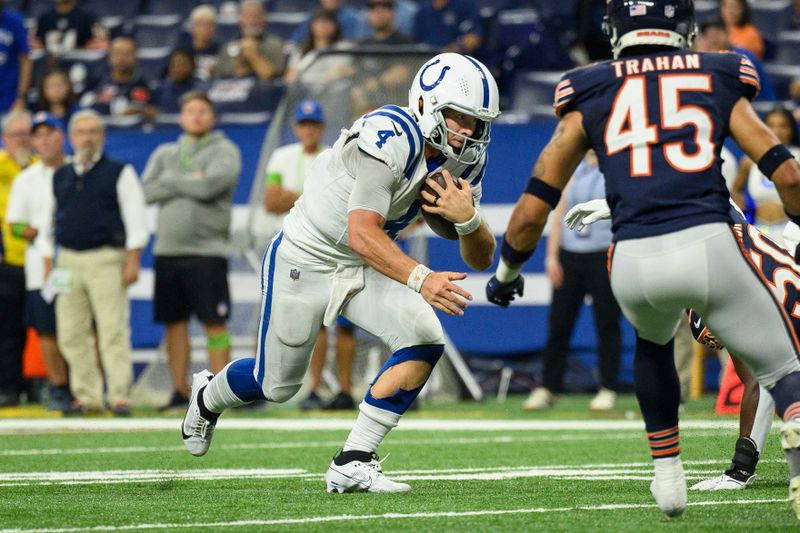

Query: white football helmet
[408,53,500,165]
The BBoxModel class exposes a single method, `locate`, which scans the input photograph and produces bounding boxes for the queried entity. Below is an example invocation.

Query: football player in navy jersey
[486,0,800,519]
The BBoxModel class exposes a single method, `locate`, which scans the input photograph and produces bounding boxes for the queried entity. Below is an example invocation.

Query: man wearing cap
[264,100,358,411]
[5,112,72,411]
[143,91,241,412]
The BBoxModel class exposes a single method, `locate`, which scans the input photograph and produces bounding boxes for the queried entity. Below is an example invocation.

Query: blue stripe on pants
[257,232,283,385]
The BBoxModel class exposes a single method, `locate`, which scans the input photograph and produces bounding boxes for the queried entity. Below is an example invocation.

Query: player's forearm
[775,160,800,215]
[503,194,550,266]
[349,223,419,285]
[458,222,495,271]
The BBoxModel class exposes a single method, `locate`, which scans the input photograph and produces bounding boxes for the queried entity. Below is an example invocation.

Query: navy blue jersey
[554,50,760,241]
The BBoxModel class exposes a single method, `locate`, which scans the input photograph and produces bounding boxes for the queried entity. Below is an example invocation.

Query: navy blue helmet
[602,0,696,58]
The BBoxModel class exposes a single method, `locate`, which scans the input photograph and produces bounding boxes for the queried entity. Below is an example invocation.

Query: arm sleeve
[116,165,149,250]
[168,144,241,201]
[141,147,175,204]
[347,148,397,219]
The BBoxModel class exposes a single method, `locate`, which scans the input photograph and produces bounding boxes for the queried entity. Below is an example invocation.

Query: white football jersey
[282,105,487,266]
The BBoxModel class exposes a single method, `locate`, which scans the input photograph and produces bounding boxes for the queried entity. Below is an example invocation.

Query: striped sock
[784,401,800,422]
[647,425,680,458]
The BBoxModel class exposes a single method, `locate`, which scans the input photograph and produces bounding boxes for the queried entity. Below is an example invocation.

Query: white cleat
[325,451,411,493]
[650,456,687,518]
[689,473,754,491]
[181,370,217,457]
[589,388,617,411]
[780,419,800,519]
[523,387,555,411]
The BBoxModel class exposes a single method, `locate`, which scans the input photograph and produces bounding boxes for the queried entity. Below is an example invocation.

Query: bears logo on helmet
[603,0,696,59]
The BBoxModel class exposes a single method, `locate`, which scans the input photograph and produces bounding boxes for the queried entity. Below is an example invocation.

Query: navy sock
[770,371,800,421]
[634,336,681,457]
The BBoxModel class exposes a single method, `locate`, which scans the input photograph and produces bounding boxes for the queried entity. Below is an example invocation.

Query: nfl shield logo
[290,268,301,281]
[665,5,675,18]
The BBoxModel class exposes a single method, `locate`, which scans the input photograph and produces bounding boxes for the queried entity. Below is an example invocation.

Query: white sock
[202,362,247,413]
[342,401,401,453]
[751,384,775,452]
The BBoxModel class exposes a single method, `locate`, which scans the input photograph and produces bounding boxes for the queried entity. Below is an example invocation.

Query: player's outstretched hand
[486,275,524,307]
[564,199,611,231]
[420,170,475,224]
[421,271,473,316]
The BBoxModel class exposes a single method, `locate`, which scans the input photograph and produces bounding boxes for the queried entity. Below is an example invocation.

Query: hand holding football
[419,169,474,240]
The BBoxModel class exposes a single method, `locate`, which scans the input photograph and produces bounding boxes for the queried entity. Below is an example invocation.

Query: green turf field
[0,395,795,532]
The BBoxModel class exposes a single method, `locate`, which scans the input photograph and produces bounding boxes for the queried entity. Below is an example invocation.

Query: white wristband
[495,260,521,283]
[406,263,433,292]
[455,208,481,236]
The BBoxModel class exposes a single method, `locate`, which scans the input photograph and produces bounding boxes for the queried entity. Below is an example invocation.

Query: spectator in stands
[0,4,32,113]
[152,49,209,114]
[142,92,240,412]
[0,111,34,407]
[38,109,147,416]
[523,151,621,412]
[732,106,800,246]
[290,0,369,44]
[33,69,80,133]
[79,37,154,119]
[350,0,414,116]
[33,0,107,56]
[179,4,220,81]
[284,9,347,84]
[5,112,73,412]
[413,0,482,55]
[215,0,287,83]
[791,79,800,123]
[572,0,612,63]
[792,0,800,30]
[720,0,765,59]
[695,20,775,102]
[262,100,356,411]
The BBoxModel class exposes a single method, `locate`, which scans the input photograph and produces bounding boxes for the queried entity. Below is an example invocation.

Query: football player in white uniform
[181,53,500,493]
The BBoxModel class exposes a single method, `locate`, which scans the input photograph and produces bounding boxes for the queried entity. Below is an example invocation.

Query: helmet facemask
[427,105,491,166]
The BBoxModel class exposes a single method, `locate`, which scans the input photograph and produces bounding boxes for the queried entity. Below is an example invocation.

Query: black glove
[486,275,524,307]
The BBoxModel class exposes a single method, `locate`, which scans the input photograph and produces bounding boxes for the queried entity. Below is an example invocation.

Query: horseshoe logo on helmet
[419,59,451,91]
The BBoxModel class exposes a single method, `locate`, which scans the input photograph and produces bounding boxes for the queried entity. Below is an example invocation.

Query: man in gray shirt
[142,91,241,411]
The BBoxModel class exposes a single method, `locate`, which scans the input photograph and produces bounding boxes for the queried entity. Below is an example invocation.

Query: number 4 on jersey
[604,74,714,177]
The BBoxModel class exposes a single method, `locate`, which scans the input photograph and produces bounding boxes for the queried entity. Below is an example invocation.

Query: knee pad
[273,297,316,347]
[411,308,444,345]
[266,382,302,404]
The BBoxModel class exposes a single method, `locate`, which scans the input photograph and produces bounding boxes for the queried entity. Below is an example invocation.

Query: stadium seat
[267,0,318,13]
[23,0,51,19]
[140,0,196,18]
[208,78,285,122]
[507,69,561,118]
[83,0,141,21]
[215,21,241,44]
[268,12,307,41]
[694,0,719,26]
[752,1,794,37]
[133,20,183,51]
[137,49,170,84]
[777,31,800,64]
[763,63,800,101]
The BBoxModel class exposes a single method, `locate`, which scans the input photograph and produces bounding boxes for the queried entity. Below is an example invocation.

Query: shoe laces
[193,417,215,440]
[365,452,389,473]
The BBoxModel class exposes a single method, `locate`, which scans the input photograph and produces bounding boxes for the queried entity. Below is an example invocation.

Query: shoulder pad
[356,105,425,179]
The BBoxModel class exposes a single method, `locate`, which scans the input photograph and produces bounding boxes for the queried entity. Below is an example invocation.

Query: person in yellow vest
[0,110,36,407]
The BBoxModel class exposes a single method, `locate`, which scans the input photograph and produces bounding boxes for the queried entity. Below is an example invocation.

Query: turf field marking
[0,431,733,457]
[0,463,734,487]
[0,498,786,532]
[0,417,748,434]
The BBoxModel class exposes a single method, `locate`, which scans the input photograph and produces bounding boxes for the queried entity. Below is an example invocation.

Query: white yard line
[0,463,749,487]
[0,431,735,457]
[0,499,786,533]
[0,417,752,434]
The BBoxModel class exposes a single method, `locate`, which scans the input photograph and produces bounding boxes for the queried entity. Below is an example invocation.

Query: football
[420,170,460,240]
